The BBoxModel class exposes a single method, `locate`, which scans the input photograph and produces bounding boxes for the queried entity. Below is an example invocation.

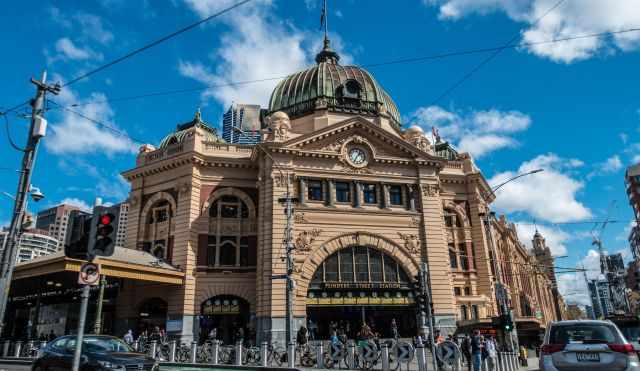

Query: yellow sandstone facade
[117,40,562,344]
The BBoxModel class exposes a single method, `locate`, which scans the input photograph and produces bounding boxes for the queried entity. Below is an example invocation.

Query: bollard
[14,341,22,358]
[168,340,176,363]
[236,341,243,365]
[190,341,198,363]
[132,341,139,352]
[416,341,427,371]
[348,341,356,370]
[150,340,157,359]
[511,352,518,371]
[497,352,503,371]
[38,341,46,358]
[261,341,268,367]
[315,341,324,369]
[381,342,390,371]
[211,341,219,365]
[288,342,295,368]
[2,340,9,357]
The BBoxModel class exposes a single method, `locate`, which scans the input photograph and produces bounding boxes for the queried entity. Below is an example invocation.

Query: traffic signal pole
[420,262,438,371]
[0,71,59,337]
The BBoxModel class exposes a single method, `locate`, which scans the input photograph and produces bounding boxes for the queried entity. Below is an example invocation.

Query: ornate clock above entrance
[348,147,367,166]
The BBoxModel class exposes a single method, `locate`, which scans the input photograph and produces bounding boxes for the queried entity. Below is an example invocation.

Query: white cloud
[489,153,592,223]
[409,105,531,158]
[59,197,91,212]
[556,249,601,306]
[180,0,353,108]
[515,223,569,256]
[74,13,113,45]
[45,82,137,155]
[54,38,102,61]
[425,0,640,63]
[587,154,623,179]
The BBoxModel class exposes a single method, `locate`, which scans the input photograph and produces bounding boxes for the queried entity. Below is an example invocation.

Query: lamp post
[481,168,543,350]
[233,128,296,351]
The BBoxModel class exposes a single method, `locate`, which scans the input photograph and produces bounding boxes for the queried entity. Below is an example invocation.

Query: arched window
[199,190,256,268]
[311,246,410,285]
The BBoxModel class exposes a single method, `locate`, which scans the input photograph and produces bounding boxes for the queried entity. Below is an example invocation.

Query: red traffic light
[99,214,113,225]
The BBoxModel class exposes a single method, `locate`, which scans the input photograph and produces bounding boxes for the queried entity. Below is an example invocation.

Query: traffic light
[88,211,117,258]
[64,210,91,260]
[500,313,514,332]
[412,275,428,313]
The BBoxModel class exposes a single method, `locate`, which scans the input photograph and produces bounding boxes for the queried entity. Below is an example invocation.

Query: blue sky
[1,0,639,305]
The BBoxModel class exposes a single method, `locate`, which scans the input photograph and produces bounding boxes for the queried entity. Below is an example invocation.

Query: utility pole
[0,71,59,337]
[93,275,107,334]
[420,262,438,371]
[284,174,295,367]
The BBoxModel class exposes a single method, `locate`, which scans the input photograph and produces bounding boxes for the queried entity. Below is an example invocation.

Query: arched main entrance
[137,298,168,334]
[200,295,250,345]
[306,245,417,339]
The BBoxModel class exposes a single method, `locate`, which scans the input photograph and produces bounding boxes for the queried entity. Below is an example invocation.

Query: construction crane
[591,200,617,276]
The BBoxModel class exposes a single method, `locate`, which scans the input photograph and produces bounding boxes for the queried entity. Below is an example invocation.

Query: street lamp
[480,168,543,350]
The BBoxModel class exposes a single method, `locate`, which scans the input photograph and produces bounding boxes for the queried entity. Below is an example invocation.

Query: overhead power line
[0,100,31,116]
[429,0,566,106]
[62,0,253,87]
[46,26,640,112]
[47,100,147,145]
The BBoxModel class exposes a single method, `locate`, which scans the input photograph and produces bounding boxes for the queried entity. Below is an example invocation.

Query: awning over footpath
[13,248,184,285]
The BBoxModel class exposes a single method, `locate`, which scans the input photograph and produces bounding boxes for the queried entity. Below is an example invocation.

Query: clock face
[348,147,366,165]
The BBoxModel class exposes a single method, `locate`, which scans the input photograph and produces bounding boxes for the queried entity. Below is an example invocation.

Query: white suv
[540,320,640,371]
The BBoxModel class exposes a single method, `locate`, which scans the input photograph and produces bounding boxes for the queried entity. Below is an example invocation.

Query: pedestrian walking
[391,318,399,340]
[485,336,498,371]
[471,330,483,371]
[124,329,134,345]
[461,334,472,371]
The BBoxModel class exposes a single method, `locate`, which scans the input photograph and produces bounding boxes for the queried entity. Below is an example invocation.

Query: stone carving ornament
[397,232,421,254]
[267,111,291,142]
[294,212,307,224]
[294,229,322,251]
[422,184,440,197]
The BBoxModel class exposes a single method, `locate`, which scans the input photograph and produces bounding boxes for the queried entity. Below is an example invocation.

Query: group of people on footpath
[459,330,499,371]
[123,326,167,347]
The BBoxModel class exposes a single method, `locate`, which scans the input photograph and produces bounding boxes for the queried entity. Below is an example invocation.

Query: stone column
[327,180,335,207]
[298,177,306,206]
[380,183,388,209]
[408,185,417,212]
[353,181,362,208]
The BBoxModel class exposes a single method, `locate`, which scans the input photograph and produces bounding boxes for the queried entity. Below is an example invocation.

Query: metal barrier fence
[0,338,526,371]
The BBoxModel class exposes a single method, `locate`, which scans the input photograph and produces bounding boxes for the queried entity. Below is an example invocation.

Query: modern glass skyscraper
[222,103,264,144]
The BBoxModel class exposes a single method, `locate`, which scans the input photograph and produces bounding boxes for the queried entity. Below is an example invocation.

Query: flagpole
[324,0,328,39]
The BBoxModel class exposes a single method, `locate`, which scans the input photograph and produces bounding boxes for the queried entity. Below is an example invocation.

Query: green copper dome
[159,109,225,148]
[268,39,401,129]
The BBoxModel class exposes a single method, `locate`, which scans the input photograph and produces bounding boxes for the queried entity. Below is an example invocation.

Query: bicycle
[244,345,262,365]
[267,341,287,367]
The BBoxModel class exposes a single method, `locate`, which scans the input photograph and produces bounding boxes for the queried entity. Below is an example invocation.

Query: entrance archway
[306,245,416,339]
[200,295,250,345]
[137,298,167,334]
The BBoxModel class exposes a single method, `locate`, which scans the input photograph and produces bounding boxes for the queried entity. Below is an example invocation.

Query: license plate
[576,352,600,362]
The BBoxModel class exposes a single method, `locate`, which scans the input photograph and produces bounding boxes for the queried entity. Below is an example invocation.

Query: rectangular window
[461,306,469,320]
[449,243,458,269]
[464,287,471,296]
[471,305,479,319]
[335,182,351,203]
[369,251,383,282]
[339,249,354,282]
[325,254,339,281]
[362,184,377,204]
[454,287,461,296]
[384,255,397,282]
[355,246,369,281]
[307,180,324,201]
[444,214,454,227]
[459,244,469,270]
[207,236,216,266]
[389,185,403,205]
[155,209,168,222]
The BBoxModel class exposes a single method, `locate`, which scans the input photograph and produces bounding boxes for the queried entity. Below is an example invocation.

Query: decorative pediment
[277,117,444,168]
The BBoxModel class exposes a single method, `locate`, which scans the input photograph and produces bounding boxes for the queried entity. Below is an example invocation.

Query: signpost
[436,341,461,371]
[78,262,100,286]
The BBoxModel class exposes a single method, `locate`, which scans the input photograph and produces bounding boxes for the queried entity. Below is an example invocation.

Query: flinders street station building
[6,38,563,345]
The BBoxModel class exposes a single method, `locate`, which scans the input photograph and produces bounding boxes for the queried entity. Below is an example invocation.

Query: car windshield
[67,337,133,353]
[549,324,622,345]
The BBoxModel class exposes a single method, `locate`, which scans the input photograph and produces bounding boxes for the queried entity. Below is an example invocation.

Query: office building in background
[222,103,264,144]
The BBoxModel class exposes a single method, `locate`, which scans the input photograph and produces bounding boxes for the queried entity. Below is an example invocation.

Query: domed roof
[268,38,401,129]
[159,109,225,149]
